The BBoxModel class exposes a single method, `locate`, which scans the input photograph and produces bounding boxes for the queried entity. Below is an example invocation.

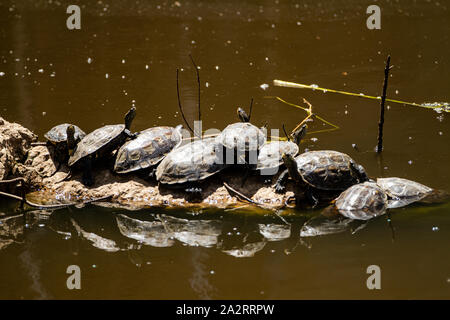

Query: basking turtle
[376,177,433,208]
[114,125,183,175]
[67,107,136,186]
[42,123,85,168]
[155,137,228,196]
[334,182,388,220]
[256,124,307,176]
[215,107,266,166]
[275,150,369,205]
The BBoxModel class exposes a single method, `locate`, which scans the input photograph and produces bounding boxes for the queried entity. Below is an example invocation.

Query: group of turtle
[41,103,437,219]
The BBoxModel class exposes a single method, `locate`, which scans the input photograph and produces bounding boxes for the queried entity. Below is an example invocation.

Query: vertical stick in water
[376,55,391,153]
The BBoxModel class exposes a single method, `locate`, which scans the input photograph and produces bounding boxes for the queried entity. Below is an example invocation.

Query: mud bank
[0,117,292,211]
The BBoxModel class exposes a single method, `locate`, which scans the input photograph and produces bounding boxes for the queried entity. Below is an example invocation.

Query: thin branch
[176,68,194,134]
[376,55,391,153]
[248,98,254,121]
[189,54,201,122]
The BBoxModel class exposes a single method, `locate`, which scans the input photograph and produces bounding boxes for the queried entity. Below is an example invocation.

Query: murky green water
[1,0,449,299]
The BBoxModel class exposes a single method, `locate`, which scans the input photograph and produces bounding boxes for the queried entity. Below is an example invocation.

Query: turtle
[376,177,434,208]
[256,124,307,176]
[155,137,228,197]
[275,150,369,205]
[215,107,266,166]
[334,181,388,220]
[67,107,137,186]
[114,125,183,176]
[42,123,86,170]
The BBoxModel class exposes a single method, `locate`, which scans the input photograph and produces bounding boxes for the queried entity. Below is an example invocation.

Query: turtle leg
[275,169,289,193]
[147,168,157,179]
[306,186,319,207]
[351,162,369,183]
[49,162,62,177]
[81,157,94,187]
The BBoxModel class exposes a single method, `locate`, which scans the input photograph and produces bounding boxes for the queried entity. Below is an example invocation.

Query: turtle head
[125,107,136,130]
[237,107,250,123]
[291,124,307,146]
[66,125,77,156]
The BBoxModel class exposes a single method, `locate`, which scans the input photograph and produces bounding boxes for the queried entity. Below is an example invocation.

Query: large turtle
[334,181,388,220]
[114,125,183,175]
[215,107,266,166]
[256,124,307,176]
[275,150,369,205]
[376,177,433,208]
[155,137,228,197]
[67,107,136,186]
[43,123,86,169]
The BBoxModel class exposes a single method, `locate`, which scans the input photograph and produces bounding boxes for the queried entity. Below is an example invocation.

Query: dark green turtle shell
[68,124,125,167]
[295,150,366,191]
[335,182,388,220]
[257,140,299,171]
[44,123,85,144]
[156,137,227,184]
[114,126,182,174]
[216,122,266,152]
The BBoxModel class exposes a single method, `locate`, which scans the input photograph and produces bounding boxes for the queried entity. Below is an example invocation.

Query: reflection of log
[1,116,293,212]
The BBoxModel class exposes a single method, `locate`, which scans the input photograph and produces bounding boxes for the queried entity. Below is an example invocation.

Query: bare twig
[189,54,201,122]
[176,68,195,135]
[248,98,254,121]
[376,55,391,153]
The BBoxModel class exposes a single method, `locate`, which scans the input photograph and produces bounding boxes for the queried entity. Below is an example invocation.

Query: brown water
[1,0,450,299]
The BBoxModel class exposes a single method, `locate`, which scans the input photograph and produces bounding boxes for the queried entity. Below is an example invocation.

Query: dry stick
[0,190,112,210]
[222,182,289,225]
[248,98,254,121]
[282,124,290,141]
[176,68,195,135]
[376,55,391,153]
[189,55,201,123]
[0,177,26,185]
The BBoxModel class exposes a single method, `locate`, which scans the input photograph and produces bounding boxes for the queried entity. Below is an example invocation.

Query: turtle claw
[275,183,286,194]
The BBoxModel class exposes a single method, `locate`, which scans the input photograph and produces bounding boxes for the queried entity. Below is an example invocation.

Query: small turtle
[256,124,307,176]
[67,107,136,186]
[43,123,85,166]
[275,150,369,205]
[334,182,388,220]
[114,125,183,175]
[155,137,228,197]
[215,107,266,165]
[376,177,433,208]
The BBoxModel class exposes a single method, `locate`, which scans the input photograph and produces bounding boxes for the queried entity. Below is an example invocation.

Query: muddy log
[0,117,292,211]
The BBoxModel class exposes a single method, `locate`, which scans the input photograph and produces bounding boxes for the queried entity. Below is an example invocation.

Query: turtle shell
[335,182,388,220]
[114,126,182,174]
[44,123,86,144]
[376,177,433,208]
[68,124,125,167]
[216,122,266,152]
[156,138,227,184]
[295,150,364,191]
[256,140,299,172]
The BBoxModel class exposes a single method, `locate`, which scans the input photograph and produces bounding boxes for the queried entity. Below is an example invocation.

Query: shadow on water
[1,199,450,299]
